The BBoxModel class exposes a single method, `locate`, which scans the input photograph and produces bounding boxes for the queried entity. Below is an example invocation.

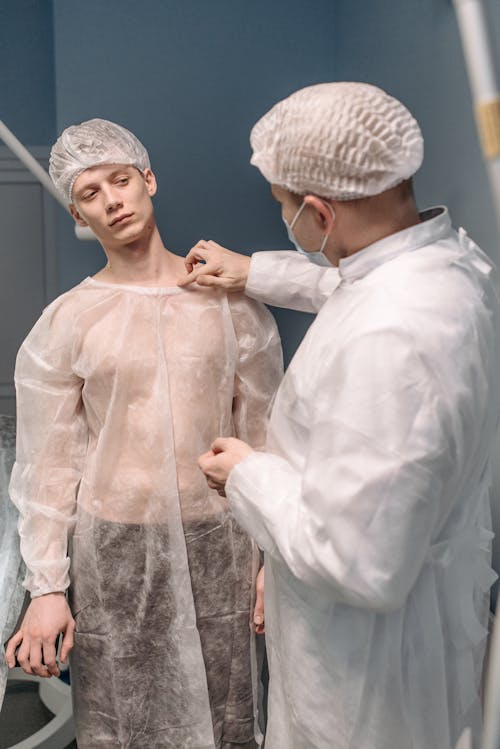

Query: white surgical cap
[250,82,424,200]
[49,118,151,203]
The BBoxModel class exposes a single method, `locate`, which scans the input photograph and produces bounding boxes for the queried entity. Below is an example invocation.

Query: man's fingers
[4,630,23,667]
[5,630,23,652]
[29,637,51,678]
[16,638,34,675]
[42,638,60,677]
[254,567,265,633]
[60,620,75,664]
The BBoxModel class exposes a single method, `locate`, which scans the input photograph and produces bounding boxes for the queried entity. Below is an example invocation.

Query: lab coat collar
[338,206,452,282]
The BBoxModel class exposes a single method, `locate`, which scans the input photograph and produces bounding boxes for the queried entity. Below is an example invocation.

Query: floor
[0,679,77,748]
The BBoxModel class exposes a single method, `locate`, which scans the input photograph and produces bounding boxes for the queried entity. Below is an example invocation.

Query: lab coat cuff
[226,452,282,557]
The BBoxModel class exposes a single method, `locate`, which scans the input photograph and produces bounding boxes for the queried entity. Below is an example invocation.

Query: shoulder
[19,279,108,357]
[313,232,499,386]
[227,292,281,339]
[349,232,496,340]
[227,291,277,323]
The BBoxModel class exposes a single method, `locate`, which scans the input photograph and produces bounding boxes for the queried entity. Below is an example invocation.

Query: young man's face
[70,164,157,247]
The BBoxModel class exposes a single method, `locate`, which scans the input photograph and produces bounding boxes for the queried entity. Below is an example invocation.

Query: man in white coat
[180,82,500,749]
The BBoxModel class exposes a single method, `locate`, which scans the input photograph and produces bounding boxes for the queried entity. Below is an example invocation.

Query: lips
[110,213,133,227]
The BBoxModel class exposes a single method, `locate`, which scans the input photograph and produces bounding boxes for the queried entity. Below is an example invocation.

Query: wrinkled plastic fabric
[49,118,150,203]
[228,208,500,749]
[0,415,25,710]
[10,280,283,748]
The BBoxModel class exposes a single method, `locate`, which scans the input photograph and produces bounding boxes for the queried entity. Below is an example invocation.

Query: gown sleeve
[9,301,87,598]
[245,251,341,313]
[228,295,284,449]
[226,324,455,612]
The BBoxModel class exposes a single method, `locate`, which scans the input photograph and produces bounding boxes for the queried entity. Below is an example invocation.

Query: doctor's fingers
[184,239,230,268]
[179,268,233,289]
[4,629,23,668]
[210,437,234,453]
[184,240,212,267]
[199,453,226,484]
[198,449,216,470]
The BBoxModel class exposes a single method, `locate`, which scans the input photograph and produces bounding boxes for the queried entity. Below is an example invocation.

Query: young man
[5,119,283,748]
[182,83,500,749]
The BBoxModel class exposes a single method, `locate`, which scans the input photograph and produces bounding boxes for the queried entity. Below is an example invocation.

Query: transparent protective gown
[9,279,283,749]
[228,208,500,749]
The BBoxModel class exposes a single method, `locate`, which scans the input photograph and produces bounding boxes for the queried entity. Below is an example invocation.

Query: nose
[103,187,123,213]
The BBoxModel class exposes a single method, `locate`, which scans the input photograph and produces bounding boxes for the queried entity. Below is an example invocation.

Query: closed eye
[81,190,98,201]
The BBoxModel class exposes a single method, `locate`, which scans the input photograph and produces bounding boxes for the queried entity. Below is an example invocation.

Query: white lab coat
[227,208,500,749]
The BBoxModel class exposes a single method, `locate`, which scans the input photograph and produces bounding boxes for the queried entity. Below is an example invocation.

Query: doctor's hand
[4,592,75,678]
[179,240,250,291]
[198,437,254,487]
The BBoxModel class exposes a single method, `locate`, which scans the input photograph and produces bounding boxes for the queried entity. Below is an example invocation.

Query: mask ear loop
[318,203,336,251]
[289,200,307,231]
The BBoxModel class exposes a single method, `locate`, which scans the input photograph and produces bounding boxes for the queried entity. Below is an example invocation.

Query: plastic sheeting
[10,280,283,747]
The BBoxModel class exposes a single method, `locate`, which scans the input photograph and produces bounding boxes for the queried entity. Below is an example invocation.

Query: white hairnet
[250,82,424,200]
[49,118,151,203]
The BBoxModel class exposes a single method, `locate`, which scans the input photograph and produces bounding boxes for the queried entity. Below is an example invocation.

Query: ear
[304,195,336,233]
[143,168,157,197]
[69,204,89,227]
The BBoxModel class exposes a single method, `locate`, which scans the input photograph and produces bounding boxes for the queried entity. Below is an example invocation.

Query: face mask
[284,200,335,267]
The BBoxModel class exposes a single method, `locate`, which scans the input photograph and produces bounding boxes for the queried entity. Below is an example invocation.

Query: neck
[94,224,185,286]
[331,187,421,261]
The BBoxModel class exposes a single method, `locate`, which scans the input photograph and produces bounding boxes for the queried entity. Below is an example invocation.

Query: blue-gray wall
[0,0,56,144]
[335,0,500,261]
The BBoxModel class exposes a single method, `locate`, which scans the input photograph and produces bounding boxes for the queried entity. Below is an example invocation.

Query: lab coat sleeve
[227,325,453,612]
[228,294,284,449]
[9,303,87,598]
[245,251,341,313]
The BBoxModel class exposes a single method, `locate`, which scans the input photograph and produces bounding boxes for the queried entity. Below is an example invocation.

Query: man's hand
[178,240,251,291]
[253,566,265,634]
[4,592,75,678]
[198,437,253,487]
